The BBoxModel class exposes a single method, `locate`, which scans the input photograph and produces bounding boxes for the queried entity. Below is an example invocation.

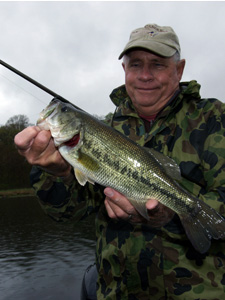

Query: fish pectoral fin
[74,168,95,186]
[144,148,182,181]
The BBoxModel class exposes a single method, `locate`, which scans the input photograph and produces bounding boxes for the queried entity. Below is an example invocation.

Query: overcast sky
[1,1,225,126]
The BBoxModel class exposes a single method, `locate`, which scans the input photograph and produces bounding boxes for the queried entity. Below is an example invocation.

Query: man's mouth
[137,87,158,91]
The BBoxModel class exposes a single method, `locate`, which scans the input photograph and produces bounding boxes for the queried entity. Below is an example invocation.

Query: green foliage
[93,112,113,124]
[0,115,32,190]
[103,112,113,124]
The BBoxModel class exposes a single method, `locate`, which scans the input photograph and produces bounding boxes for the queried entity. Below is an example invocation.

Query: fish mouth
[37,102,59,125]
[63,133,80,147]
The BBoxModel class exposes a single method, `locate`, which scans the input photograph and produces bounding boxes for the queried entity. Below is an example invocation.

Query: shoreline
[0,188,35,198]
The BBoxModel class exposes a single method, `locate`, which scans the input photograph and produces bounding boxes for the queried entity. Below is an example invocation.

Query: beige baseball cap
[119,24,181,59]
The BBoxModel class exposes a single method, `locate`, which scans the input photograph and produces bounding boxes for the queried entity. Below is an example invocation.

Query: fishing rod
[0,59,82,111]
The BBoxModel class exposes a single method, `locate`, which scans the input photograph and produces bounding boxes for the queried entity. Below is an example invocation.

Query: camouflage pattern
[31,80,225,299]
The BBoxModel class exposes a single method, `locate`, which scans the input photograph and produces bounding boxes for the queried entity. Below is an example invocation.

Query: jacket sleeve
[163,100,225,240]
[30,166,104,222]
[197,109,225,214]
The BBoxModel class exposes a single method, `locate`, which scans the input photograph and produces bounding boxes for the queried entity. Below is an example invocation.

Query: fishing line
[0,59,83,111]
[0,72,48,105]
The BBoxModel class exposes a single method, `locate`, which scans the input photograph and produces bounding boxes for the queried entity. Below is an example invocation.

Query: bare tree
[5,114,30,130]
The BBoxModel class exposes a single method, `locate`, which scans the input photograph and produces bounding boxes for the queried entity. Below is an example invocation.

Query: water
[0,196,96,300]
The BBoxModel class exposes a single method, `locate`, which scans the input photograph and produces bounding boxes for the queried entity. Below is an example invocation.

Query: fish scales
[77,112,195,214]
[37,99,225,253]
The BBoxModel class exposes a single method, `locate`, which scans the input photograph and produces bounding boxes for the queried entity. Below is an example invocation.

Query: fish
[37,98,225,253]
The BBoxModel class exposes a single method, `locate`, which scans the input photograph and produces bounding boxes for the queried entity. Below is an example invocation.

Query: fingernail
[104,188,114,198]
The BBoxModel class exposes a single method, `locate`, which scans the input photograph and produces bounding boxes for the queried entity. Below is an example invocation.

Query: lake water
[0,196,96,300]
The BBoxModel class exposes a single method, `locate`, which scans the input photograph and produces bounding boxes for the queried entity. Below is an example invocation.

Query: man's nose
[138,66,154,81]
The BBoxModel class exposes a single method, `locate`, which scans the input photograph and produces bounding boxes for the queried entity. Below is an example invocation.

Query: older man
[15,24,225,299]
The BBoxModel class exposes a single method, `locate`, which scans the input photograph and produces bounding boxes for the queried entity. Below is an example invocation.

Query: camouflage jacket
[31,80,225,300]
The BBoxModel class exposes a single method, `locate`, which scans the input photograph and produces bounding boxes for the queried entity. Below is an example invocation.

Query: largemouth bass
[37,98,225,253]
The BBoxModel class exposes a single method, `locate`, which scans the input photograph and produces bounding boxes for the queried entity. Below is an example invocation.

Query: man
[15,24,225,299]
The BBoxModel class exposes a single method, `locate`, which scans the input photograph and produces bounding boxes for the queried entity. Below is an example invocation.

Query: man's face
[122,50,185,116]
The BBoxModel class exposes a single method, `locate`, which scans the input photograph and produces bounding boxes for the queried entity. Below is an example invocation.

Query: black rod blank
[0,59,82,110]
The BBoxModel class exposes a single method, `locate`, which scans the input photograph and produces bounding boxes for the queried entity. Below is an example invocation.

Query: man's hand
[14,126,71,177]
[104,187,175,227]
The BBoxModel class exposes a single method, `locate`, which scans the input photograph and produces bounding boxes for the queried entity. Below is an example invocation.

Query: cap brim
[118,41,177,59]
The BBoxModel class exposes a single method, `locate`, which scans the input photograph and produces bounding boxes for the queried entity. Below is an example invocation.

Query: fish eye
[61,106,68,112]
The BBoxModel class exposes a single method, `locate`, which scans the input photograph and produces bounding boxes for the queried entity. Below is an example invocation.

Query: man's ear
[177,59,186,81]
[122,62,125,72]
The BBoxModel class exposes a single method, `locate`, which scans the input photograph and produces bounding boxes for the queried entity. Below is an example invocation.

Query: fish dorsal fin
[144,148,182,181]
[74,168,95,186]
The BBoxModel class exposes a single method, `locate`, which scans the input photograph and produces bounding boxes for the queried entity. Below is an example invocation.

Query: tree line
[0,112,113,190]
[0,115,32,190]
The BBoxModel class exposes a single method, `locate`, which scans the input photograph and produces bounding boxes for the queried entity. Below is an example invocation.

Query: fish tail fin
[179,200,225,254]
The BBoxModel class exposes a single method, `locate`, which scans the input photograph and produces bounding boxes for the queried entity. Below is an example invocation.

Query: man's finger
[14,126,41,152]
[146,199,159,210]
[30,130,53,156]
